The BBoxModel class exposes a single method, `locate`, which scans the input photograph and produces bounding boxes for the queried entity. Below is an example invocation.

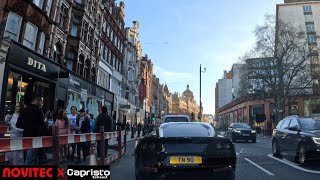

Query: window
[66,50,75,70]
[107,50,111,64]
[103,19,107,33]
[160,123,213,137]
[289,118,299,128]
[107,24,110,36]
[308,35,317,43]
[33,0,44,9]
[70,14,81,37]
[23,22,38,50]
[88,27,93,47]
[4,12,22,41]
[78,55,85,75]
[305,14,313,23]
[81,21,88,43]
[38,32,45,54]
[306,24,315,33]
[53,43,62,63]
[100,43,105,59]
[115,58,118,70]
[59,4,69,30]
[46,0,52,16]
[110,29,113,40]
[71,22,78,37]
[280,119,291,129]
[303,5,312,13]
[104,45,108,59]
[75,0,83,4]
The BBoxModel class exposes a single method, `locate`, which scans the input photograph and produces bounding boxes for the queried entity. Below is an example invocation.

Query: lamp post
[199,64,206,122]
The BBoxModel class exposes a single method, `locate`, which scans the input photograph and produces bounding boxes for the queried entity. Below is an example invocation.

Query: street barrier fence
[0,125,126,166]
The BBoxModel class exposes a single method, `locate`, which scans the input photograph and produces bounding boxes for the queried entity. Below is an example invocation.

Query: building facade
[171,85,199,121]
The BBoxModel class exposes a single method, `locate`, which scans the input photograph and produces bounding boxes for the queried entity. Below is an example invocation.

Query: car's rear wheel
[272,141,281,157]
[252,139,256,143]
[298,145,308,166]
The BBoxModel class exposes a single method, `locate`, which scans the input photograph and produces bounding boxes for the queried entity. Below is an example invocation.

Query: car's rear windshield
[161,123,213,137]
[299,118,320,131]
[165,117,188,123]
[234,123,251,129]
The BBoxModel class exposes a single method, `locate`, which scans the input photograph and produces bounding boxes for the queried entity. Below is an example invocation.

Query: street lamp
[199,64,206,122]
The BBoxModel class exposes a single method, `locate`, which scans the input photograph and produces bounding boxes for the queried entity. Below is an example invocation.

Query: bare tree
[238,14,315,122]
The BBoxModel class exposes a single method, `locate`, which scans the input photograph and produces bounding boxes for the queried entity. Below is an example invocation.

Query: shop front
[0,41,60,118]
[58,69,114,118]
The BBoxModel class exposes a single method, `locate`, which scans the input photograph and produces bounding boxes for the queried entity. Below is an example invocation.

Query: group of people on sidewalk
[4,94,114,165]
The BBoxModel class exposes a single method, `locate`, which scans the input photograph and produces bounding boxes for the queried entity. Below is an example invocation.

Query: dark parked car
[227,123,256,143]
[272,115,320,165]
[134,122,236,180]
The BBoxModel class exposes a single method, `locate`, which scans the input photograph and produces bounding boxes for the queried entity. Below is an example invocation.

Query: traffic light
[152,114,156,121]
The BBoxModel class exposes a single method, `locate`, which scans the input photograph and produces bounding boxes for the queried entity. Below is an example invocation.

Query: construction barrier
[0,125,126,167]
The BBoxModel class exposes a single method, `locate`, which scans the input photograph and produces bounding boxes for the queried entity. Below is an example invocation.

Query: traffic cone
[89,143,97,165]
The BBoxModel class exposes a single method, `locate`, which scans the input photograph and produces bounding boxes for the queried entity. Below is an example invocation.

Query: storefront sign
[7,42,59,77]
[27,57,46,72]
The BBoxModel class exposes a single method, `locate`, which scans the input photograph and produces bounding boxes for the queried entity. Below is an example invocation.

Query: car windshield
[160,123,214,137]
[234,123,251,129]
[165,117,188,123]
[299,118,320,131]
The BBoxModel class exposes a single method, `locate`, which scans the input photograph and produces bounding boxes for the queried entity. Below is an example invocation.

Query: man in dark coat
[16,95,47,165]
[94,106,114,158]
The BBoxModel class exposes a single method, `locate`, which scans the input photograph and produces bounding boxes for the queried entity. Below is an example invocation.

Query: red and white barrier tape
[0,136,53,153]
[0,131,124,153]
[0,126,9,134]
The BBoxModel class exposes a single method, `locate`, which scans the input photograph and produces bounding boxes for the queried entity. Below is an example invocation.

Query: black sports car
[134,122,236,180]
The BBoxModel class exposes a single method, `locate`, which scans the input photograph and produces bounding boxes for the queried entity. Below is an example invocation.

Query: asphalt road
[110,136,320,180]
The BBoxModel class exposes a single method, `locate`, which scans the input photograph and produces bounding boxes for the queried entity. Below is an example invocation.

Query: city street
[110,136,320,180]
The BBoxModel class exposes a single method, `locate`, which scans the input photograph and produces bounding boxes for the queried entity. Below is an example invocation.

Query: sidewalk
[125,131,144,142]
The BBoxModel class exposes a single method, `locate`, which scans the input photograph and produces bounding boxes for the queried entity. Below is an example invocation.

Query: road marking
[244,158,275,176]
[239,148,245,153]
[236,153,240,156]
[267,154,320,174]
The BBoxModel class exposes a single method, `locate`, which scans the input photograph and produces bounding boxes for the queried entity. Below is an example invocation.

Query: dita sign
[27,57,47,72]
[7,41,60,77]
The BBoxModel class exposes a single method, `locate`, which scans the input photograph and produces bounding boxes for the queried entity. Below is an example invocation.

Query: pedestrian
[137,123,142,137]
[67,106,78,161]
[54,109,70,163]
[5,102,24,165]
[80,114,91,161]
[89,114,95,133]
[76,109,85,163]
[16,95,47,165]
[44,110,54,136]
[127,122,130,132]
[94,106,114,158]
[116,121,122,130]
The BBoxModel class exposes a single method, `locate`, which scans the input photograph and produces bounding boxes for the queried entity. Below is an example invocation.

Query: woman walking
[5,102,24,165]
[54,109,70,162]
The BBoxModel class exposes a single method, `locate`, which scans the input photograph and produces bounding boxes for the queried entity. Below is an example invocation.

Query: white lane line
[239,148,245,153]
[244,158,275,176]
[267,154,320,174]
[236,153,240,156]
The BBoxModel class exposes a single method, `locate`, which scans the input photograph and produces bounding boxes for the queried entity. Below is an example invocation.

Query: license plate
[169,156,202,165]
[242,134,250,136]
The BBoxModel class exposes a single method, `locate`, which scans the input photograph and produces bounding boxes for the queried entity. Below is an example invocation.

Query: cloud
[154,65,195,84]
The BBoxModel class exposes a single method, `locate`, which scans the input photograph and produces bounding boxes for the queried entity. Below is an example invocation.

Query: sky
[119,0,283,115]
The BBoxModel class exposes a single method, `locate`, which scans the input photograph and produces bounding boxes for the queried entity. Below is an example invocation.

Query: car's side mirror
[288,126,301,132]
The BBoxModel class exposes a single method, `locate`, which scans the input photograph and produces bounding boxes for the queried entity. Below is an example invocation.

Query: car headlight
[251,130,256,133]
[234,130,241,133]
[312,137,320,144]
